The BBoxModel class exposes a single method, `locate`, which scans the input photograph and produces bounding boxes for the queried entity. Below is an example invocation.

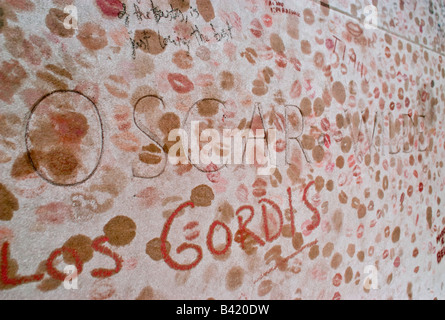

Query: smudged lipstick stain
[96,0,124,18]
[332,273,342,287]
[136,187,160,208]
[326,38,335,50]
[262,14,272,28]
[394,256,401,268]
[357,224,364,239]
[74,82,100,104]
[0,227,13,243]
[289,57,301,72]
[195,74,214,87]
[13,180,48,199]
[35,202,72,225]
[346,22,363,38]
[111,131,140,152]
[301,220,313,237]
[252,178,267,198]
[77,22,108,51]
[275,139,286,153]
[249,18,263,38]
[236,184,249,203]
[89,279,116,300]
[332,292,341,300]
[184,221,200,241]
[168,73,195,94]
[124,257,138,271]
[275,53,287,68]
[290,80,302,99]
[104,75,130,99]
[206,164,221,183]
[113,106,132,131]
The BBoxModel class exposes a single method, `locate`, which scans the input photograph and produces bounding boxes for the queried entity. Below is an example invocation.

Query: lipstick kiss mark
[168,73,194,94]
[252,178,267,198]
[96,0,124,18]
[249,18,263,38]
[184,221,200,241]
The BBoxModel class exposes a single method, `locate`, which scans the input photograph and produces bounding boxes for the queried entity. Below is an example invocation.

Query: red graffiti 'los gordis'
[159,183,321,271]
